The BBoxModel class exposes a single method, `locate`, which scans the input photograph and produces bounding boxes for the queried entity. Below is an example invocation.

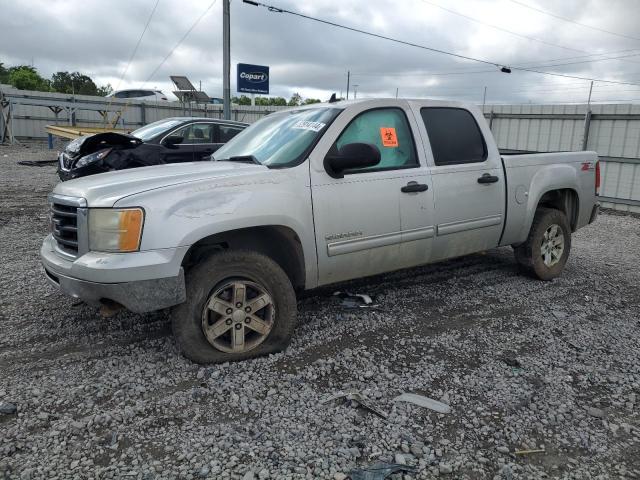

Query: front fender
[113,165,318,288]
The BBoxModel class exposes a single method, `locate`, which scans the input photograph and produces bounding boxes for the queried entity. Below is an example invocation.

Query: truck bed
[499,150,598,247]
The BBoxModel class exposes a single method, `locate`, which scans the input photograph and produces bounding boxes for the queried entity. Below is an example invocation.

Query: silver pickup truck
[41,99,600,363]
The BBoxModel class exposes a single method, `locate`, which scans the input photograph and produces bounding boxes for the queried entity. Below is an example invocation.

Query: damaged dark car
[57,117,249,181]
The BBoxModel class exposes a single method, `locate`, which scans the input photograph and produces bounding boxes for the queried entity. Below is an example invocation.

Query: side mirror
[324,142,381,179]
[164,135,184,147]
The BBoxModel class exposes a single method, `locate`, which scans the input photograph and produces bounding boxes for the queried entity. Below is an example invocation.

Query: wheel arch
[180,225,307,290]
[536,188,580,231]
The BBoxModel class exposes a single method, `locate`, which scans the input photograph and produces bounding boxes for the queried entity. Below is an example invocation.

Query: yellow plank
[45,125,129,140]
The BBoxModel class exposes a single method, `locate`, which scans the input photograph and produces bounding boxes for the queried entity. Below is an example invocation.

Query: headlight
[75,148,112,169]
[88,208,144,252]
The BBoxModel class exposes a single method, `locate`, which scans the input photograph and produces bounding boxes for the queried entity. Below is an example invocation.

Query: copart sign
[237,63,270,94]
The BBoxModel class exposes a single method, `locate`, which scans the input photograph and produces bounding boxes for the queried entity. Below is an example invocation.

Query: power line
[141,0,218,86]
[421,0,640,67]
[242,0,502,67]
[421,0,583,53]
[509,0,640,42]
[351,51,640,79]
[243,0,640,87]
[115,0,160,92]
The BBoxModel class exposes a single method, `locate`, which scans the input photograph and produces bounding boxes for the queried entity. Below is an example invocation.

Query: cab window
[420,108,487,166]
[335,107,418,173]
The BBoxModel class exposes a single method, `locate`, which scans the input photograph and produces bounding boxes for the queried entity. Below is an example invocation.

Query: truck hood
[53,161,269,207]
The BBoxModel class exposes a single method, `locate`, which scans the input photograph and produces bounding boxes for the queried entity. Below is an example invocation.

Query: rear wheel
[172,250,297,364]
[514,208,571,281]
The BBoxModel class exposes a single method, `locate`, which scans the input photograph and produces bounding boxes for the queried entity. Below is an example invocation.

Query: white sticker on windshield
[292,120,326,132]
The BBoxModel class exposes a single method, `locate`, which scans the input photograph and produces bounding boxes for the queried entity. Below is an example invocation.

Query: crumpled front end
[57,132,144,181]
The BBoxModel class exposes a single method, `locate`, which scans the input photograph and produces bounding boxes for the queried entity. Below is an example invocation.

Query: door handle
[401,181,429,193]
[478,173,499,184]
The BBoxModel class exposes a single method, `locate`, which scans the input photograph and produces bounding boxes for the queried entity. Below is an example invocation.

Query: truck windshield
[213,107,341,168]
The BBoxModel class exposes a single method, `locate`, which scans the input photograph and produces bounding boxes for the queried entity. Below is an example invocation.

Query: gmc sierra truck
[41,99,600,363]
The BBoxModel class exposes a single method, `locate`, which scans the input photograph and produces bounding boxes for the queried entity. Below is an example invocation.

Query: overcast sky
[2,0,640,104]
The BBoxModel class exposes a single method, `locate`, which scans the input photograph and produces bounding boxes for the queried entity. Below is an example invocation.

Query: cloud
[1,0,639,104]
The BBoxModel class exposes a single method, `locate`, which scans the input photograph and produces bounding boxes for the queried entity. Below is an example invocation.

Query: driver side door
[310,105,429,286]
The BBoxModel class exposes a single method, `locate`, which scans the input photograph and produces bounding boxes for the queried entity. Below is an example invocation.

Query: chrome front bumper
[41,234,188,313]
[43,267,185,313]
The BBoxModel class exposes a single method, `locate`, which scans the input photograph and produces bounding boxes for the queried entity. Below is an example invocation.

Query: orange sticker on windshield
[380,127,398,147]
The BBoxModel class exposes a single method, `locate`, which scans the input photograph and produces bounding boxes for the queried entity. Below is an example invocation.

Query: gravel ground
[1,143,639,480]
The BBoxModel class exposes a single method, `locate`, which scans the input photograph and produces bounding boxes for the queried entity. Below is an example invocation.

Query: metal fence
[2,85,639,212]
[486,103,640,213]
[0,86,288,142]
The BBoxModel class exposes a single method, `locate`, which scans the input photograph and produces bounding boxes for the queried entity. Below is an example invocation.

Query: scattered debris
[0,401,17,415]
[392,393,451,414]
[322,391,388,419]
[16,160,58,167]
[500,352,522,368]
[241,471,256,480]
[515,448,546,455]
[333,291,378,308]
[348,462,416,480]
[587,406,606,419]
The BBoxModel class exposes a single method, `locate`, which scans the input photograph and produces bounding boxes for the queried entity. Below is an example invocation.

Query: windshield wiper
[215,155,261,165]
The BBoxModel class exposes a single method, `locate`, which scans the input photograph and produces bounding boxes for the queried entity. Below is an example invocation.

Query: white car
[107,89,169,101]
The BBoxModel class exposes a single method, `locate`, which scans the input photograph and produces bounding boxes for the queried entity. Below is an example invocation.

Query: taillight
[595,160,601,195]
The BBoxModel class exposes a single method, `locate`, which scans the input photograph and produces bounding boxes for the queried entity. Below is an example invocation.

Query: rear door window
[218,125,244,143]
[173,123,215,144]
[335,107,418,173]
[420,108,487,166]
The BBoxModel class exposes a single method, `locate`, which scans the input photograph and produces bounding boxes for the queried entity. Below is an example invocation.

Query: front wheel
[172,250,297,364]
[514,207,571,281]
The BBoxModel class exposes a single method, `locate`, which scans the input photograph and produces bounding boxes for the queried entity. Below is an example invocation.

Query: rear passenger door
[412,105,505,261]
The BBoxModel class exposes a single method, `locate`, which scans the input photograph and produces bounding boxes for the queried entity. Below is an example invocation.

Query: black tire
[513,207,571,281]
[172,250,297,364]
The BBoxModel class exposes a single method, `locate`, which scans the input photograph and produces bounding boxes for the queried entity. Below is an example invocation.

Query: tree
[303,98,321,105]
[287,92,302,106]
[0,62,9,84]
[51,71,99,95]
[96,83,113,97]
[270,97,287,106]
[8,66,50,91]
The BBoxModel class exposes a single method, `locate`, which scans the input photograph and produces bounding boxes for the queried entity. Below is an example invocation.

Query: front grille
[51,202,79,254]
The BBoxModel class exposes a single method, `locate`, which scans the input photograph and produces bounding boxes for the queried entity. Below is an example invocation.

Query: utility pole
[346,71,350,100]
[395,87,399,99]
[222,0,231,120]
[353,84,359,99]
[482,86,487,113]
[582,81,594,151]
